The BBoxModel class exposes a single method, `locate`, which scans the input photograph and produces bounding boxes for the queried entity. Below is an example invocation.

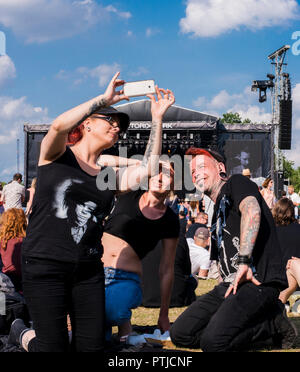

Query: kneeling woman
[9,73,175,352]
[102,162,179,342]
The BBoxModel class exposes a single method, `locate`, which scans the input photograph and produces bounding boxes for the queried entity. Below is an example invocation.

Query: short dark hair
[13,173,22,181]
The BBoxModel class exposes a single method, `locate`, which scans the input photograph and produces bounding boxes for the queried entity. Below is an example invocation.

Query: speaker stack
[274,170,285,199]
[279,99,292,150]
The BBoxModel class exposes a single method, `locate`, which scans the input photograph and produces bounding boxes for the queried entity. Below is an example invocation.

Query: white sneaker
[143,329,171,342]
[126,334,146,345]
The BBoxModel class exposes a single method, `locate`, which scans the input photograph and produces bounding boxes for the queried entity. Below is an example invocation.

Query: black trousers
[22,257,105,352]
[170,282,279,352]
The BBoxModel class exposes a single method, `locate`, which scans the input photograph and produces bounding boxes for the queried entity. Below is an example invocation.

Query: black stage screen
[223,139,263,178]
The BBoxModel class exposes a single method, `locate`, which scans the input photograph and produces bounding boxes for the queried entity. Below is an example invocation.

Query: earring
[86,127,91,132]
[219,172,227,181]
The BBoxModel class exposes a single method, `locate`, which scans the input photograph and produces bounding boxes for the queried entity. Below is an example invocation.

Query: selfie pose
[8,73,175,352]
[102,162,179,343]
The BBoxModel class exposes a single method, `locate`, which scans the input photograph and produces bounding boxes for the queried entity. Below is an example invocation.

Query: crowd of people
[0,73,299,353]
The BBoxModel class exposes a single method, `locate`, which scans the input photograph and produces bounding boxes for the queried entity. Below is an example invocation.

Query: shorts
[104,267,143,327]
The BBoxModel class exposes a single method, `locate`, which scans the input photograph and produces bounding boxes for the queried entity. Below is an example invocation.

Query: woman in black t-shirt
[8,72,175,352]
[102,162,179,344]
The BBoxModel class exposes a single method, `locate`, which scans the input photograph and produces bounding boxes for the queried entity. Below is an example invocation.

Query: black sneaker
[274,306,298,349]
[8,319,29,346]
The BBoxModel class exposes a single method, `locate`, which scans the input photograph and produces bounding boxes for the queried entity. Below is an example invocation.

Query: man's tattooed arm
[239,196,261,258]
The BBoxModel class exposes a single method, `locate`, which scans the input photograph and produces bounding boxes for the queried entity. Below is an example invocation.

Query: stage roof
[23,99,272,132]
[116,99,218,122]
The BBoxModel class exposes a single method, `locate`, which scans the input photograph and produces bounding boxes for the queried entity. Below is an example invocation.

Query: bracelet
[237,255,252,265]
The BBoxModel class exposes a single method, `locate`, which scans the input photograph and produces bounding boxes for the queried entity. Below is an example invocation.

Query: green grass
[114,280,300,352]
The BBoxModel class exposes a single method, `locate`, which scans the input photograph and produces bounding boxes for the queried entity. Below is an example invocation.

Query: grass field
[116,279,300,352]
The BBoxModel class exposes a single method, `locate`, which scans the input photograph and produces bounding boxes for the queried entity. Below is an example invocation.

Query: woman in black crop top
[9,72,175,352]
[102,162,180,343]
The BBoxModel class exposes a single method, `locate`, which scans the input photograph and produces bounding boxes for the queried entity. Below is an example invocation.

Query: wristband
[237,255,252,265]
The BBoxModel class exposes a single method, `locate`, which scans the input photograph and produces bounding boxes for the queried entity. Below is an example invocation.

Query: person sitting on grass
[0,208,27,292]
[102,161,179,344]
[186,227,211,280]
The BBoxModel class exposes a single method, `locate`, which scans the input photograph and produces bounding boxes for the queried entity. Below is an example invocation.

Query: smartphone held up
[123,80,156,98]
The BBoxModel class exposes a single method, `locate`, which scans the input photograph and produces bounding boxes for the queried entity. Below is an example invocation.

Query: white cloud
[193,86,269,122]
[0,55,16,87]
[231,105,272,124]
[146,27,160,37]
[129,66,149,78]
[180,0,300,37]
[290,84,300,130]
[292,83,300,106]
[194,83,300,167]
[88,63,121,87]
[76,63,121,87]
[280,83,300,167]
[0,95,51,182]
[56,63,151,87]
[284,136,300,167]
[209,90,238,110]
[0,0,131,43]
[55,63,121,87]
[0,95,50,145]
[55,69,70,80]
[294,117,300,130]
[105,5,131,19]
[1,167,17,177]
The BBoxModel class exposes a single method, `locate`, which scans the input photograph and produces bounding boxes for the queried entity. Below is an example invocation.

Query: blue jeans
[104,267,143,339]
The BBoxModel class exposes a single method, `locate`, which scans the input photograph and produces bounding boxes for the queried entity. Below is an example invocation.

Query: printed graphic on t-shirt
[211,194,240,281]
[52,179,103,244]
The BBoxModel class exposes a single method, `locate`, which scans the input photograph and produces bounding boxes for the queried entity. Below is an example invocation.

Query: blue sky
[0,0,300,182]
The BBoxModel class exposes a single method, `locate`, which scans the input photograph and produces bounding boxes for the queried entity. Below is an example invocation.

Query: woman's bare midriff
[101,232,143,277]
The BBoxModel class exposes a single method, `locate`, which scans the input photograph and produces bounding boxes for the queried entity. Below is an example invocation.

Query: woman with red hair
[8,72,175,352]
[0,208,27,292]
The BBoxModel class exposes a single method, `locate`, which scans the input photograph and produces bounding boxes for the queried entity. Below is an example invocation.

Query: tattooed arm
[39,72,128,165]
[117,87,175,192]
[225,196,262,297]
[239,195,261,258]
